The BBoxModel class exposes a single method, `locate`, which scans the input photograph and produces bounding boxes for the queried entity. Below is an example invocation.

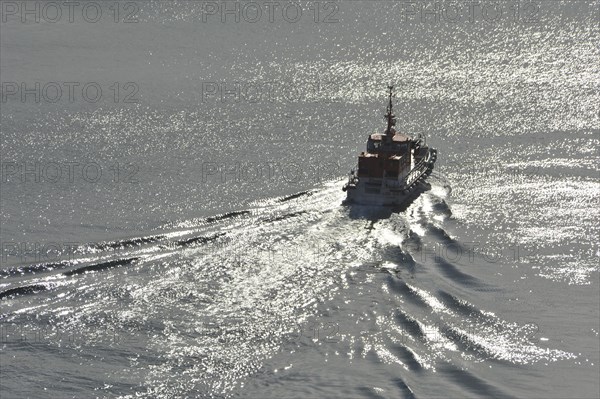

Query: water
[1,1,599,398]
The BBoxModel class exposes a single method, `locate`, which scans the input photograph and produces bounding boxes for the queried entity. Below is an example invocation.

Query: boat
[342,85,437,206]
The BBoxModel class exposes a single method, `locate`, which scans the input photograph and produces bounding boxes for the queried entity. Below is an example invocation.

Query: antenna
[385,85,396,135]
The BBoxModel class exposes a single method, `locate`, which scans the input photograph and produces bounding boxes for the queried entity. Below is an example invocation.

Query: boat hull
[344,179,431,206]
[343,148,436,207]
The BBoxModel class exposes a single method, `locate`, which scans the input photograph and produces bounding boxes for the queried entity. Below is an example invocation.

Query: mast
[385,85,396,136]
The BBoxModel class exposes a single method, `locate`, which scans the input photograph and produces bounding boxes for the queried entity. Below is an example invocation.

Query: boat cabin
[366,132,411,153]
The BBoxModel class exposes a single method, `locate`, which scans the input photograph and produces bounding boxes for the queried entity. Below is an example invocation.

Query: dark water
[1,1,599,398]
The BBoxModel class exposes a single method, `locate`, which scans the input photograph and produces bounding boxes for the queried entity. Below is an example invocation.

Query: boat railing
[405,151,431,187]
[382,149,432,189]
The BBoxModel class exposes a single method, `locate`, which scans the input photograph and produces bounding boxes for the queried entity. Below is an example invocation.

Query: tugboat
[343,86,437,206]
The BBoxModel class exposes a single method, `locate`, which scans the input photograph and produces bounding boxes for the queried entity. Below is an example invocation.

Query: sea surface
[1,1,599,398]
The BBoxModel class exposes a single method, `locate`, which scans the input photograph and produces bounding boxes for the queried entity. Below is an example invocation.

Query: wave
[434,257,484,287]
[63,257,139,277]
[175,233,226,247]
[0,178,578,398]
[0,261,71,277]
[205,210,251,223]
[264,211,307,223]
[0,283,50,300]
[277,190,314,203]
[88,235,167,251]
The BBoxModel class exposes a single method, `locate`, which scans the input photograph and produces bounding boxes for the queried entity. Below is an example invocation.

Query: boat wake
[0,178,576,398]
